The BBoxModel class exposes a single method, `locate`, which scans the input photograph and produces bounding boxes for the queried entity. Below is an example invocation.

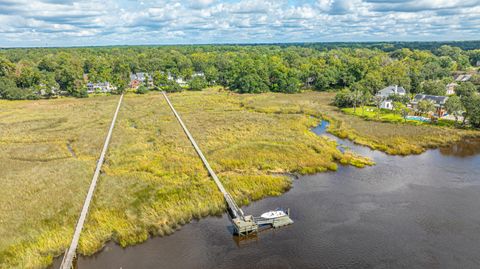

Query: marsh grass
[238,91,480,155]
[0,96,120,268]
[3,88,474,268]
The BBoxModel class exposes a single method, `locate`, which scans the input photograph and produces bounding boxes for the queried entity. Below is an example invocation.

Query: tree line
[0,44,479,100]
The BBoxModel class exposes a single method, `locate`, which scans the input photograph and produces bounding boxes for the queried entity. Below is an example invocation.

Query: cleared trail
[60,94,124,269]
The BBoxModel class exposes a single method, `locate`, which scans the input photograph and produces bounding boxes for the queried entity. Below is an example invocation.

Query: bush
[0,78,38,100]
[164,81,183,93]
[333,89,353,108]
[189,76,207,91]
[136,85,148,94]
[71,88,88,98]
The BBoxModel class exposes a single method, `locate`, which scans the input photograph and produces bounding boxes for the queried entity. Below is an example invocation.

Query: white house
[376,85,406,99]
[446,83,457,95]
[380,100,393,110]
[376,85,406,110]
[87,82,116,93]
[167,73,188,87]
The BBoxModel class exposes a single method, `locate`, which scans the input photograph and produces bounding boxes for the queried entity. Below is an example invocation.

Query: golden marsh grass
[2,89,477,268]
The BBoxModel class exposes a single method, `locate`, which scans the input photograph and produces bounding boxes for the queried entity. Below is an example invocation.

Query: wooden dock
[60,94,124,269]
[162,91,293,236]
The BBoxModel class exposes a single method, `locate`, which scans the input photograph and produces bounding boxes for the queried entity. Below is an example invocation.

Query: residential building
[455,74,472,82]
[87,82,115,94]
[130,72,153,88]
[192,71,205,78]
[167,73,188,87]
[446,83,457,95]
[411,94,449,117]
[376,85,406,99]
[375,85,406,110]
[380,99,393,110]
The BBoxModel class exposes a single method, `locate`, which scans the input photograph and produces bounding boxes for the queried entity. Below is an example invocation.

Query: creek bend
[52,121,480,269]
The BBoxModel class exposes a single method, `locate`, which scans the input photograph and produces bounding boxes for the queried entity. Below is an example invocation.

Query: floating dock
[162,91,293,236]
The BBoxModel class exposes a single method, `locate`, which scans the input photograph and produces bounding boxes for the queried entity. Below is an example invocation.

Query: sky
[0,0,479,47]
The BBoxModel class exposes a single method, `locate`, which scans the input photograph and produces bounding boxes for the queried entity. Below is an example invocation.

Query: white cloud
[0,0,479,47]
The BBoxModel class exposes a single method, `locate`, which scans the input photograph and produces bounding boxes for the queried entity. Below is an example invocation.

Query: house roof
[377,85,406,96]
[130,72,151,81]
[455,74,472,82]
[413,94,448,105]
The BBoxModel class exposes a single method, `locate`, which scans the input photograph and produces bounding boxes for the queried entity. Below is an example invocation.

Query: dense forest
[1,43,480,100]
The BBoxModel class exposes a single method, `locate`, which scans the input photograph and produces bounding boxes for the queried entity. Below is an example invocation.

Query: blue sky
[0,0,479,47]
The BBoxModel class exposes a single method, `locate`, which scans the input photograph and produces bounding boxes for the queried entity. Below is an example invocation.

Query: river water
[55,122,480,269]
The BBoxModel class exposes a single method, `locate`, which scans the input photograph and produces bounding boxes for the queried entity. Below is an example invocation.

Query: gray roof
[130,72,152,81]
[412,94,448,106]
[455,74,472,82]
[377,85,406,97]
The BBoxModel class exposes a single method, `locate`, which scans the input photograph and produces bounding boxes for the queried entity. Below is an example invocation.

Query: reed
[3,89,476,268]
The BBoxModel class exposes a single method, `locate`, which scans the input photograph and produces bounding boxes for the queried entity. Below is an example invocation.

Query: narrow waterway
[55,122,480,269]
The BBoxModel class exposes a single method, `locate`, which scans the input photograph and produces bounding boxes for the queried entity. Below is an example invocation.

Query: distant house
[476,60,480,67]
[380,100,393,110]
[167,73,188,87]
[455,74,472,82]
[192,71,205,78]
[375,85,406,110]
[411,94,449,117]
[130,72,153,89]
[446,83,457,95]
[376,85,406,99]
[36,83,58,96]
[87,82,115,94]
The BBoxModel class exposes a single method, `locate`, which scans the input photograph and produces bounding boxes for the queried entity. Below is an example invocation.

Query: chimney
[395,85,398,94]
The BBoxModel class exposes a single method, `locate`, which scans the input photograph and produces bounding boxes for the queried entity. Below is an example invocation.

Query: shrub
[136,85,148,94]
[188,76,207,91]
[333,89,353,108]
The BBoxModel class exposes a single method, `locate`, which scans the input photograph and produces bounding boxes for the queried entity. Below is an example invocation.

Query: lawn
[1,89,479,268]
[342,106,458,128]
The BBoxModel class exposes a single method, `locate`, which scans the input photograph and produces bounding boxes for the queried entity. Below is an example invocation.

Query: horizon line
[1,40,480,50]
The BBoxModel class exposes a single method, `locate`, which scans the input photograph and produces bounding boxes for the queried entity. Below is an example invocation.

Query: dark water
[54,123,480,269]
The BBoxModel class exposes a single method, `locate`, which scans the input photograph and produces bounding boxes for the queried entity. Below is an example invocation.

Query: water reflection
[439,138,480,157]
[55,122,480,269]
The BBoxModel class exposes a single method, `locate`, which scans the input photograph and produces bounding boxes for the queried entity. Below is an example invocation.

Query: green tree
[164,80,183,93]
[417,100,435,116]
[333,89,353,108]
[401,106,411,122]
[231,73,269,93]
[189,76,207,91]
[419,80,446,96]
[153,71,168,87]
[393,101,405,116]
[445,95,464,124]
[456,82,476,97]
[136,85,148,94]
[0,77,36,100]
[462,94,480,127]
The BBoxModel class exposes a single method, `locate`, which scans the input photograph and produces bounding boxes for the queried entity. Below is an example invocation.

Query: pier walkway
[161,91,246,220]
[161,92,292,236]
[60,94,124,269]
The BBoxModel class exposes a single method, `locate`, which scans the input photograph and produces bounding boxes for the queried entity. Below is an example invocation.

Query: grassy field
[1,89,478,268]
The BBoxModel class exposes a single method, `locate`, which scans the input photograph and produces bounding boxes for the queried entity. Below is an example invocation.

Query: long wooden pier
[161,91,292,236]
[161,92,246,219]
[60,94,124,269]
